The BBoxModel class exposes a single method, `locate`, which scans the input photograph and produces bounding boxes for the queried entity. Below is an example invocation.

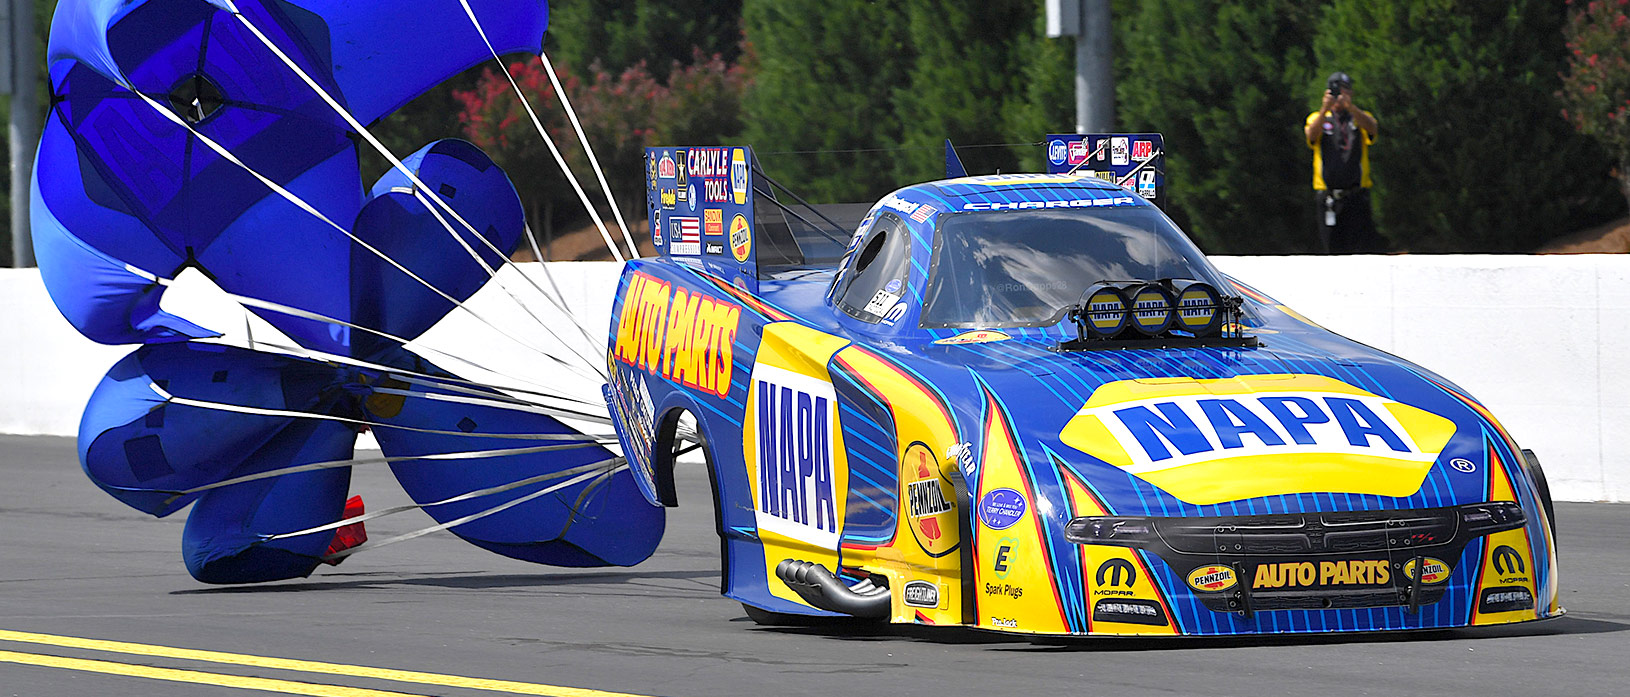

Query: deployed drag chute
[34,0,661,583]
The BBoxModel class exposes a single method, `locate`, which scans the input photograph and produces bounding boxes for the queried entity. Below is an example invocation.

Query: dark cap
[1328,72,1353,88]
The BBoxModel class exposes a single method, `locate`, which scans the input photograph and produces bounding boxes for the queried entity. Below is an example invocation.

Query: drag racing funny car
[602,140,1561,637]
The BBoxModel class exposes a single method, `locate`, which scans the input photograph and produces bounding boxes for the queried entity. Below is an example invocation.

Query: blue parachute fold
[41,1,666,583]
[36,0,546,354]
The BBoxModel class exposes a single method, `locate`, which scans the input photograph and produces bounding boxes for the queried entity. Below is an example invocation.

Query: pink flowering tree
[1559,0,1630,208]
[455,52,748,251]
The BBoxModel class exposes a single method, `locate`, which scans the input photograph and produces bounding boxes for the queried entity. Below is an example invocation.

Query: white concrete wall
[4,257,1625,502]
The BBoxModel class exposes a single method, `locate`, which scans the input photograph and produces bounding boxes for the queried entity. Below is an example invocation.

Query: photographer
[1304,72,1383,253]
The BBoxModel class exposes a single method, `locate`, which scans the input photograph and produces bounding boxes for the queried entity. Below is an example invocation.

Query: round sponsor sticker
[687,184,697,212]
[730,213,752,262]
[1186,564,1238,592]
[1048,139,1067,166]
[978,488,1026,529]
[885,278,903,293]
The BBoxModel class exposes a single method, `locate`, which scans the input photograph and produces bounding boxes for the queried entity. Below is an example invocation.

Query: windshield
[920,207,1228,329]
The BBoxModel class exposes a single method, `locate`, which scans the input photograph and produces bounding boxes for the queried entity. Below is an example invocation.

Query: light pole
[7,0,39,267]
[1046,0,1114,134]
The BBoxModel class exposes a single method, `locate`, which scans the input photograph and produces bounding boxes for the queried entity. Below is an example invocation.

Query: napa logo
[750,364,841,550]
[1061,375,1457,505]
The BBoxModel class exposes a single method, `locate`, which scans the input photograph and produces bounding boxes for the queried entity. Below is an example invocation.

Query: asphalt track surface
[1,434,1627,697]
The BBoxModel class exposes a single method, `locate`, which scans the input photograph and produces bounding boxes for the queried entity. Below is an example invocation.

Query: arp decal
[612,272,741,399]
[1061,374,1457,504]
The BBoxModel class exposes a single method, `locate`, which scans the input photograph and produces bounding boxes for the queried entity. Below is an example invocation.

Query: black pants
[1317,188,1384,254]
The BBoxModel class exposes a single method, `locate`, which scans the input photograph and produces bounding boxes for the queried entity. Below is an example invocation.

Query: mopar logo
[753,367,838,549]
[1048,139,1067,165]
[903,581,940,608]
[1493,545,1529,582]
[1096,559,1137,588]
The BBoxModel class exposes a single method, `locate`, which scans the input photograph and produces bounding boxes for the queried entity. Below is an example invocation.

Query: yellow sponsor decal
[972,391,1068,634]
[902,442,959,557]
[1472,447,1541,625]
[1060,374,1457,504]
[1251,560,1392,589]
[729,213,752,262]
[1402,557,1450,585]
[1186,565,1238,592]
[830,346,965,626]
[744,323,852,606]
[932,330,1011,345]
[1062,474,1176,635]
[613,272,741,399]
[730,148,749,205]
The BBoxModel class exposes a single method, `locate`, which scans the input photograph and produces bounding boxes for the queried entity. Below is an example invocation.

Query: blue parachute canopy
[35,0,546,353]
[36,0,667,584]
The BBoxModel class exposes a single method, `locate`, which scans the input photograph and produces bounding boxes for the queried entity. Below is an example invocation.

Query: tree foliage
[740,0,911,203]
[455,54,747,234]
[1316,0,1622,251]
[1115,0,1323,253]
[1558,0,1630,209]
[546,0,743,84]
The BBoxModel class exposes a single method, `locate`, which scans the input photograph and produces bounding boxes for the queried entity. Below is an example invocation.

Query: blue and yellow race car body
[605,145,1561,637]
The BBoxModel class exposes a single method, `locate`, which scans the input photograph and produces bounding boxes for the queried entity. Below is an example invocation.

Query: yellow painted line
[0,629,652,697]
[0,650,428,697]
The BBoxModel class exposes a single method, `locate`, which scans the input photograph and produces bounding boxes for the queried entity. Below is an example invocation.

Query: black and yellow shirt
[1305,109,1375,190]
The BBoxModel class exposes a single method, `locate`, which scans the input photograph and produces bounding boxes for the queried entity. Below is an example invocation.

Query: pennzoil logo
[1403,557,1451,585]
[613,272,741,399]
[1186,565,1237,592]
[902,442,958,557]
[1252,560,1391,589]
[1060,375,1458,504]
[751,365,840,550]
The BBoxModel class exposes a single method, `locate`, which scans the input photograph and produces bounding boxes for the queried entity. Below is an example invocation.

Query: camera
[1327,78,1343,98]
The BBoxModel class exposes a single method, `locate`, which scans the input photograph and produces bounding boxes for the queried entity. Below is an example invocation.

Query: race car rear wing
[643,146,857,289]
